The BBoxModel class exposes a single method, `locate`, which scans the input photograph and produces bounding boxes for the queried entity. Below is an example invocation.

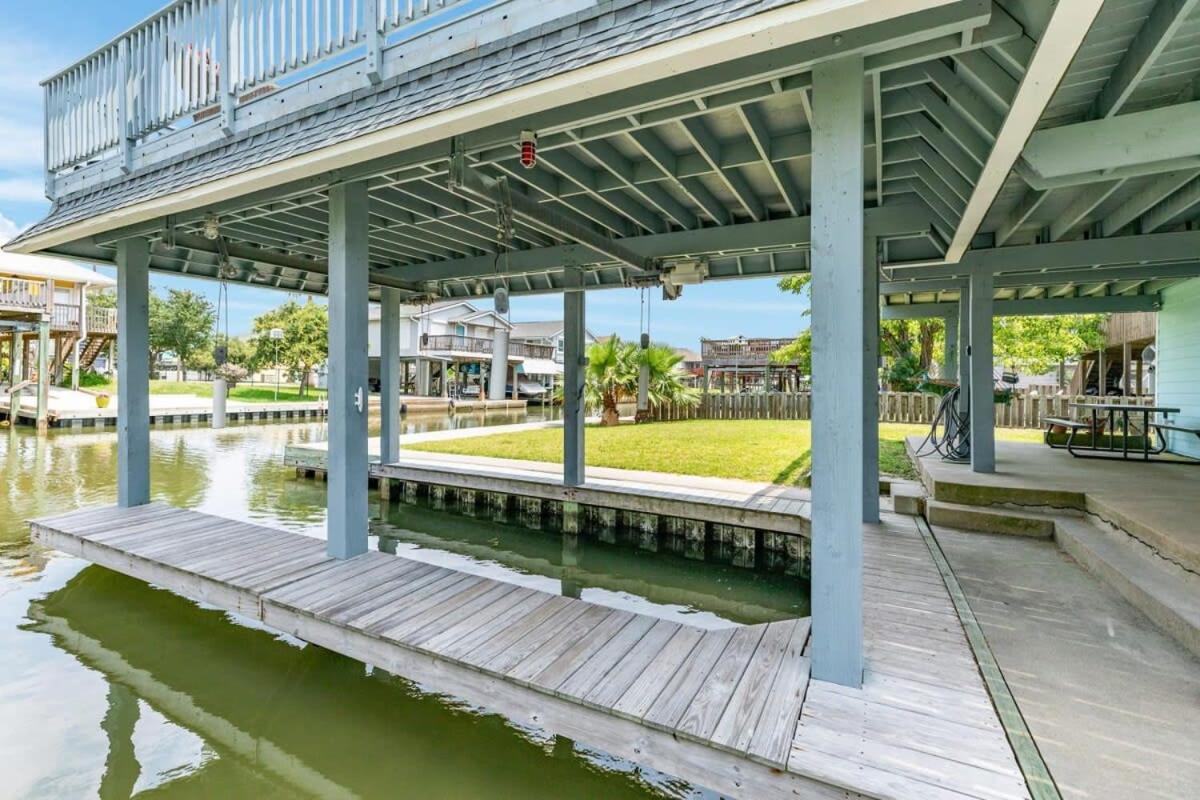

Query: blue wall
[1157,278,1200,459]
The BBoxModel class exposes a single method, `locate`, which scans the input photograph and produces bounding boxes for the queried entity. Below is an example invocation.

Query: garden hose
[915,385,971,463]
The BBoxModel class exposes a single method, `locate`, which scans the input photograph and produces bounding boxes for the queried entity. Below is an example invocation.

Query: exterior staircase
[79,334,113,371]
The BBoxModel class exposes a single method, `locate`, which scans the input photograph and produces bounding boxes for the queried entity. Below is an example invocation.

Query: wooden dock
[285,446,813,538]
[30,503,1031,799]
[2,397,327,429]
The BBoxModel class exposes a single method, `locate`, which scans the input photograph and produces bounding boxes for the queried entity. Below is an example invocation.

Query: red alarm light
[519,130,537,169]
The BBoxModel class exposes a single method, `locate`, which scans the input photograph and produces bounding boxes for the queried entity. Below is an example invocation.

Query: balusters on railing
[44,0,476,175]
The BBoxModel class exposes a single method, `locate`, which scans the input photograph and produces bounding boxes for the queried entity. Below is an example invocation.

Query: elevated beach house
[1,250,117,427]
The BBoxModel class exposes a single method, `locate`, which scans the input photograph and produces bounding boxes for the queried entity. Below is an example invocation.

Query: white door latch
[354,386,365,413]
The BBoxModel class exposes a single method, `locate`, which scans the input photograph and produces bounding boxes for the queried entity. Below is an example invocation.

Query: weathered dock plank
[29,504,1029,800]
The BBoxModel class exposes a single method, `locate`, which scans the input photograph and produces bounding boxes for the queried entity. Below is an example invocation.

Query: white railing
[44,0,474,173]
[0,278,49,311]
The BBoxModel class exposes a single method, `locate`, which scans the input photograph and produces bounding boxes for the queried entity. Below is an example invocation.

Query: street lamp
[269,327,284,401]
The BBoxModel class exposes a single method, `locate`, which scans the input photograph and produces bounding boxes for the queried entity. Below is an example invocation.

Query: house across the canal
[1,250,117,427]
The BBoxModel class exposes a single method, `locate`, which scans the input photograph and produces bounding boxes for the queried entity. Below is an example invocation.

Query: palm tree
[568,336,699,425]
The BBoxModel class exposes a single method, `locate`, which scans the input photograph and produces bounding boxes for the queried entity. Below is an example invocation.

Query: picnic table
[1043,402,1197,462]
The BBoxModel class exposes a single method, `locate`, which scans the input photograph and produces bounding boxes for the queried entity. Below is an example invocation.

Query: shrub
[215,362,249,387]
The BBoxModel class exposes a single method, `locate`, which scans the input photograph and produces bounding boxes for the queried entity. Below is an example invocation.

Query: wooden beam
[945,0,1104,262]
[1090,0,1200,119]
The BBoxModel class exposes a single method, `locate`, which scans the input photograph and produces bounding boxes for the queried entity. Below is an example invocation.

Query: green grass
[409,419,1043,485]
[89,379,326,404]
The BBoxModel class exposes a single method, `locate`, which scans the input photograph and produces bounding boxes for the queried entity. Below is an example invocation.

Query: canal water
[0,415,805,799]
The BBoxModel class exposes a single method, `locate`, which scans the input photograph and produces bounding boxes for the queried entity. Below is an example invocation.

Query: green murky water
[0,415,804,798]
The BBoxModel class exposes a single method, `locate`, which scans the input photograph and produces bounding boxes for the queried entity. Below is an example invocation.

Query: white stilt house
[11,0,1200,693]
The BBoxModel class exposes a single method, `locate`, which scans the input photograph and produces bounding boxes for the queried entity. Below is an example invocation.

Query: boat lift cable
[914,385,971,463]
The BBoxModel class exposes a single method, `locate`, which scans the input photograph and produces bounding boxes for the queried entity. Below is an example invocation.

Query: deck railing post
[863,234,879,523]
[810,53,865,689]
[969,270,995,472]
[365,0,384,85]
[219,0,237,136]
[379,286,402,464]
[327,181,370,559]
[563,265,586,488]
[117,38,132,174]
[116,238,151,507]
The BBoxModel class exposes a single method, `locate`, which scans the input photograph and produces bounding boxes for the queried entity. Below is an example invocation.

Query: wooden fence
[648,392,1156,429]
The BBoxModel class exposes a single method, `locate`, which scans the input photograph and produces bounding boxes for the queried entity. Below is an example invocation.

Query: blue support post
[327,182,370,559]
[810,54,865,688]
[379,287,402,465]
[563,266,586,487]
[116,238,151,508]
[863,235,880,523]
[969,270,995,473]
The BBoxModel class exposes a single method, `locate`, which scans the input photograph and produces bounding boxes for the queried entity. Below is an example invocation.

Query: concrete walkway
[935,528,1200,800]
[911,438,1200,575]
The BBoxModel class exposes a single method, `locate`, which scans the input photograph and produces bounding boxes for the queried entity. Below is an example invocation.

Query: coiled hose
[914,385,971,463]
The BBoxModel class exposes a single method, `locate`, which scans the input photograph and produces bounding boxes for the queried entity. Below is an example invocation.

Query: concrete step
[1055,516,1200,661]
[925,499,1056,538]
[889,481,927,516]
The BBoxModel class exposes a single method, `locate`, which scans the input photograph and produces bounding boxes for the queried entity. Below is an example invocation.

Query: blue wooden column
[863,235,880,523]
[116,237,151,508]
[969,270,995,473]
[563,265,586,487]
[35,316,50,432]
[379,286,402,465]
[327,182,370,559]
[943,305,960,440]
[957,290,970,425]
[810,53,865,688]
[488,327,511,401]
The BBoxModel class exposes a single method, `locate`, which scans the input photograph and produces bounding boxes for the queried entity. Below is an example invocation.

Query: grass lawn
[409,419,1043,485]
[87,379,326,404]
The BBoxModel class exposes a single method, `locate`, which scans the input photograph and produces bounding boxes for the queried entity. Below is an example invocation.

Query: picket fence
[648,392,1155,429]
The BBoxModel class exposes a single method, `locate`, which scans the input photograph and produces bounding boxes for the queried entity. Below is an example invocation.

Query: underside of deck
[30,503,1029,799]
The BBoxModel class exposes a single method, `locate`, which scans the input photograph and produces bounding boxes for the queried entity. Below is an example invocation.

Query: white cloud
[0,212,21,243]
[0,177,46,203]
[0,118,43,170]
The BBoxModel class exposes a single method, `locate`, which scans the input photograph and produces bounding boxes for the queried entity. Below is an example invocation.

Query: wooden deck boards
[30,503,1029,799]
[790,520,1031,800]
[29,503,810,770]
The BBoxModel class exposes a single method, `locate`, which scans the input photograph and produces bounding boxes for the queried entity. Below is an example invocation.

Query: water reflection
[374,500,808,628]
[0,412,793,798]
[25,567,700,799]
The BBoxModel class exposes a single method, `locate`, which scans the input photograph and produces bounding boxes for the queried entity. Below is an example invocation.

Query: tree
[770,328,811,374]
[775,276,1103,382]
[574,336,698,425]
[994,315,1104,375]
[150,289,216,380]
[250,300,328,397]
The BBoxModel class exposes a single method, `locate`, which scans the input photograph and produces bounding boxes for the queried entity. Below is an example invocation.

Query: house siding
[1157,278,1200,459]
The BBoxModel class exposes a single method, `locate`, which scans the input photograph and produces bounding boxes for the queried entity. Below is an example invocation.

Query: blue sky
[0,0,809,347]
